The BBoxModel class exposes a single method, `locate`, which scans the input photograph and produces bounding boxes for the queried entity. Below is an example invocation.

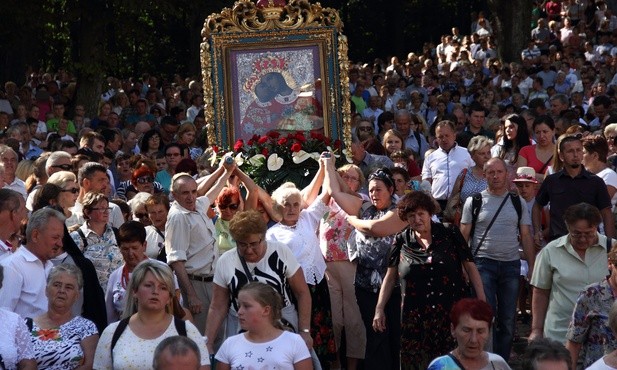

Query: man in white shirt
[166,159,235,334]
[362,96,384,133]
[422,120,474,212]
[0,189,27,261]
[0,208,65,318]
[0,146,26,199]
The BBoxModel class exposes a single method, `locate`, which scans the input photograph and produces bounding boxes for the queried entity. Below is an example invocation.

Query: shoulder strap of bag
[173,316,187,337]
[111,317,130,352]
[469,192,483,242]
[112,227,120,244]
[509,192,523,228]
[472,194,511,257]
[238,249,258,282]
[538,155,553,174]
[447,353,467,370]
[25,317,33,331]
[76,228,88,249]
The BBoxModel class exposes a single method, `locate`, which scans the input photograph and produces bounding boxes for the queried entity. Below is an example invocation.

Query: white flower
[343,148,353,163]
[267,153,284,171]
[234,152,245,166]
[248,154,266,166]
[309,152,321,161]
[292,150,311,164]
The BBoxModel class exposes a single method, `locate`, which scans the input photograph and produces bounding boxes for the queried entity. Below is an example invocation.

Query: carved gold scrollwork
[203,0,343,37]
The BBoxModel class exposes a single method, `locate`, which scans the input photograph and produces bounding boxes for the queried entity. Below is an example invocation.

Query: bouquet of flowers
[232,130,349,193]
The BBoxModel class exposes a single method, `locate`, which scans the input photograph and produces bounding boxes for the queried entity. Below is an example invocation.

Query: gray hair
[47,171,77,188]
[522,338,571,370]
[26,207,66,241]
[45,151,72,174]
[47,263,84,290]
[171,172,195,194]
[152,336,200,370]
[549,93,569,106]
[128,192,152,213]
[271,182,301,212]
[467,135,494,155]
[394,109,412,120]
[605,123,617,137]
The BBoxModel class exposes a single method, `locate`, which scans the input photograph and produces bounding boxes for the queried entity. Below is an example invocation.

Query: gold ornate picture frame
[201,0,351,150]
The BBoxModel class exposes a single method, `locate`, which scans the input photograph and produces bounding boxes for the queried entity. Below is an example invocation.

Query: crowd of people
[5,0,617,369]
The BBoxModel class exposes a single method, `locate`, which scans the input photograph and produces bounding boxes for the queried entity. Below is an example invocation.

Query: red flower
[233,139,244,152]
[247,139,254,146]
[277,137,288,145]
[252,134,260,141]
[287,133,294,139]
[267,131,281,139]
[258,136,269,144]
[310,131,320,139]
[333,139,342,149]
[211,145,219,153]
[324,137,331,146]
[261,148,269,156]
[295,132,306,142]
[291,143,302,152]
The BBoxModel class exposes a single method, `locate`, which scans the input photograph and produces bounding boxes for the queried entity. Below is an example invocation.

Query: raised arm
[198,156,236,204]
[346,210,407,238]
[300,157,325,207]
[324,159,362,215]
[234,167,259,211]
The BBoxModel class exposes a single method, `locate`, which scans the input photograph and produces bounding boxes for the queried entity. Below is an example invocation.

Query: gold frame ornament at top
[201,0,351,150]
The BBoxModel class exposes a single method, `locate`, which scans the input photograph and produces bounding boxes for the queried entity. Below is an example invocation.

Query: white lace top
[0,308,35,369]
[266,197,329,285]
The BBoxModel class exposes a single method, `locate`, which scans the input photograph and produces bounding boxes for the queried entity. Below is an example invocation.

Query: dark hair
[593,94,611,108]
[0,188,22,213]
[175,158,198,176]
[581,134,609,163]
[140,129,161,154]
[118,220,147,244]
[377,111,395,132]
[367,167,394,188]
[390,166,410,182]
[532,115,555,131]
[522,338,571,370]
[558,132,583,153]
[450,298,494,329]
[32,183,62,212]
[397,191,437,220]
[502,114,531,163]
[563,203,602,227]
[152,336,200,370]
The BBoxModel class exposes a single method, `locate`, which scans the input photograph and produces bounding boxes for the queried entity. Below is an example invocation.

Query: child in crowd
[215,282,313,370]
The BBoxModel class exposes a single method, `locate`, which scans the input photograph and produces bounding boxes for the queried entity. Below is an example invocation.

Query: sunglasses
[358,126,373,131]
[136,176,154,184]
[61,187,80,194]
[52,164,72,171]
[218,203,239,210]
[134,212,148,219]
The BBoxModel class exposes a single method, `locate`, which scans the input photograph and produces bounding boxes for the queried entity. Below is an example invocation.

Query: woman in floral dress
[29,264,99,369]
[370,191,485,370]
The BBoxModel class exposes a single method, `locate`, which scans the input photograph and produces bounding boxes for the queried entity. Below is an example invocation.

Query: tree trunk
[488,0,533,63]
[72,1,107,118]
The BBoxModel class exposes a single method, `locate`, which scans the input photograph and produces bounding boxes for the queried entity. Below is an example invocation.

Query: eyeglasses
[166,152,181,158]
[61,187,79,194]
[134,212,148,219]
[358,126,373,132]
[218,203,239,210]
[569,230,597,239]
[237,238,262,250]
[136,176,154,184]
[51,164,72,171]
[91,207,112,212]
[341,174,360,182]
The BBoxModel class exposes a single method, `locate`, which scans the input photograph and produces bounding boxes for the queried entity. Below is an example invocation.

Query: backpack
[110,316,187,352]
[76,226,120,249]
[469,191,522,241]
